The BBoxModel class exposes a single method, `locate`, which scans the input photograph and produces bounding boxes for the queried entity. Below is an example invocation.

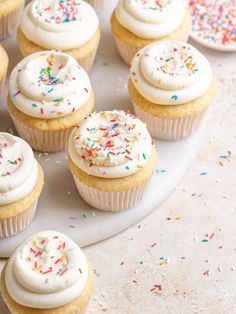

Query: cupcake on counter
[17,0,100,72]
[0,44,9,96]
[0,230,94,313]
[111,0,191,64]
[86,0,107,12]
[68,110,157,212]
[0,132,44,238]
[128,41,216,140]
[0,0,25,40]
[8,51,94,152]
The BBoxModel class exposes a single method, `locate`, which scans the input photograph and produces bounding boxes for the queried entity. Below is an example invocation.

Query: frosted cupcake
[86,0,106,11]
[128,41,216,140]
[0,133,44,238]
[0,44,9,96]
[17,0,100,72]
[0,0,25,40]
[0,230,94,313]
[8,51,94,152]
[111,0,191,64]
[68,110,157,212]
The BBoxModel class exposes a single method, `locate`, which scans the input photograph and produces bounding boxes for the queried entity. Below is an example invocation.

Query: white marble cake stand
[0,0,206,257]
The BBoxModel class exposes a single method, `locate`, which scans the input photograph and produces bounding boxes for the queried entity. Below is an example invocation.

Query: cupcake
[68,110,157,212]
[86,0,106,12]
[0,230,94,313]
[0,44,9,96]
[8,51,95,152]
[17,0,100,72]
[111,0,191,64]
[0,0,25,40]
[0,132,44,238]
[128,41,216,140]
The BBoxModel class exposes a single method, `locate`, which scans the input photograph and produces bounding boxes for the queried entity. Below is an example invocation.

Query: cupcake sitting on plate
[17,0,100,72]
[0,0,25,40]
[0,45,9,96]
[0,132,44,238]
[68,110,157,212]
[0,230,94,314]
[111,0,191,64]
[8,51,94,152]
[128,41,216,140]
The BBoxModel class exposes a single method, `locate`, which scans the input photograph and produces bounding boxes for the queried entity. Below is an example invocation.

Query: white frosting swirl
[0,133,38,206]
[115,0,185,39]
[5,231,88,309]
[68,111,152,178]
[20,0,99,50]
[9,51,92,119]
[130,41,212,105]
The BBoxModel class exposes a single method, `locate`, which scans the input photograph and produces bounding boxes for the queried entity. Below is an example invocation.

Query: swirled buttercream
[130,41,212,105]
[9,51,92,119]
[20,0,99,50]
[0,133,38,205]
[115,0,185,39]
[5,230,88,309]
[68,110,153,178]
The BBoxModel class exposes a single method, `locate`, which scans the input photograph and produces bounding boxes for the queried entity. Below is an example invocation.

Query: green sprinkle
[142,153,146,160]
[32,103,37,107]
[202,239,209,243]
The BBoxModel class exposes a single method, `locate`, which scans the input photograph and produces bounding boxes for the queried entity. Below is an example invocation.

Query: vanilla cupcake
[0,0,25,40]
[111,0,191,64]
[68,110,157,212]
[0,44,9,96]
[0,230,94,314]
[0,133,44,238]
[86,0,106,11]
[8,51,95,152]
[17,0,100,72]
[128,41,216,140]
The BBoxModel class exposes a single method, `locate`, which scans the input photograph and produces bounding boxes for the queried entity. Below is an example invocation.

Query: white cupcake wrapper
[0,1,25,40]
[86,0,106,11]
[76,41,99,72]
[114,36,140,65]
[0,201,38,239]
[11,116,71,152]
[72,174,151,212]
[133,102,207,140]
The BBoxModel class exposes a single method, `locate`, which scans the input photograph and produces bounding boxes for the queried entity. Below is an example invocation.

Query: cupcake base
[133,102,207,140]
[111,9,191,64]
[0,44,9,96]
[73,173,151,212]
[0,163,44,238]
[128,78,216,141]
[86,0,106,11]
[0,260,94,314]
[0,0,25,40]
[7,92,95,152]
[16,28,101,72]
[69,147,157,212]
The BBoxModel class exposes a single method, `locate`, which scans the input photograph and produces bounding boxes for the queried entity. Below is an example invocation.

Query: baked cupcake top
[0,132,38,205]
[115,0,185,39]
[9,51,92,119]
[130,41,212,105]
[68,110,153,178]
[5,230,88,309]
[20,0,99,50]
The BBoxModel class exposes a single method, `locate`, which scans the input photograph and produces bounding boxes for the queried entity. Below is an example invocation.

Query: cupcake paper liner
[0,0,25,40]
[11,116,72,152]
[0,74,6,96]
[72,174,151,212]
[133,102,207,140]
[114,36,140,65]
[86,0,106,11]
[0,200,38,239]
[76,46,98,73]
